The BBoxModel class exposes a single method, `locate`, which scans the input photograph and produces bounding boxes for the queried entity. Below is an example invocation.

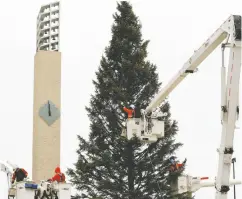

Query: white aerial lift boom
[125,15,241,199]
[0,161,13,190]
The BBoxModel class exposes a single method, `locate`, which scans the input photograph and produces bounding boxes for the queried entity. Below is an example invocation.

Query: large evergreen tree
[68,2,192,199]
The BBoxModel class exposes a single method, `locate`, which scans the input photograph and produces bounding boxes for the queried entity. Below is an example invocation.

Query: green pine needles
[67,2,193,199]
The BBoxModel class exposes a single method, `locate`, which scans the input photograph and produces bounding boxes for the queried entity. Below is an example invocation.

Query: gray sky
[0,0,241,198]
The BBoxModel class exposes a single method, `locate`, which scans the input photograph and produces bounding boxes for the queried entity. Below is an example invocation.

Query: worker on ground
[47,166,66,183]
[11,167,28,184]
[169,156,187,172]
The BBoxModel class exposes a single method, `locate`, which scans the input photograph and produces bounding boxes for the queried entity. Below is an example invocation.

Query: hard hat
[170,156,175,160]
[55,167,61,173]
[130,104,135,109]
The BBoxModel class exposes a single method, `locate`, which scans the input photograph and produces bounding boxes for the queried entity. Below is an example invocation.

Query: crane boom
[145,15,241,113]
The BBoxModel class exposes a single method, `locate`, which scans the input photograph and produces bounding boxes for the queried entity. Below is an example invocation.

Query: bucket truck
[124,15,241,199]
[0,161,71,199]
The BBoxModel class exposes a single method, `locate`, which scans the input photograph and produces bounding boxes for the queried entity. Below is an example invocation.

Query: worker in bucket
[47,166,66,183]
[120,103,135,137]
[121,102,142,136]
[11,167,28,184]
[169,156,187,172]
[123,104,136,118]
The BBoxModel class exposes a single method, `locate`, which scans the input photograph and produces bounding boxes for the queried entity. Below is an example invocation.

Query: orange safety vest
[123,107,135,118]
[170,163,183,171]
[51,173,66,182]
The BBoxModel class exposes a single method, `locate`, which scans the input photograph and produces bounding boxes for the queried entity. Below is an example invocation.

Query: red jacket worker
[48,167,65,183]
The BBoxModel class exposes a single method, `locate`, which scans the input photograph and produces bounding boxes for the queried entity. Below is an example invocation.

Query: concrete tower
[32,1,61,182]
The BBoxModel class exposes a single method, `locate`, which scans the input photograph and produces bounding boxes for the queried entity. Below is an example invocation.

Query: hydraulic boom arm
[142,15,241,199]
[145,15,241,114]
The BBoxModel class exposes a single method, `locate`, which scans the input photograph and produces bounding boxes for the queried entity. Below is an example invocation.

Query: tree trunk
[127,142,135,199]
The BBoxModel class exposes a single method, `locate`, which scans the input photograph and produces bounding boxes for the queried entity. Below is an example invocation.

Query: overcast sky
[0,0,241,198]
